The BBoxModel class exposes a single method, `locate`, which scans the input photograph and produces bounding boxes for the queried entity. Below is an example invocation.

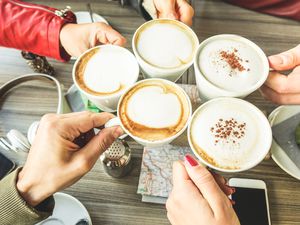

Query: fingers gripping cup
[188,97,272,172]
[105,79,192,147]
[132,19,199,82]
[194,34,269,101]
[73,45,139,112]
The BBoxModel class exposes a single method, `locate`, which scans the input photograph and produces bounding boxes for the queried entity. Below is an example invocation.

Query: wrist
[16,169,49,207]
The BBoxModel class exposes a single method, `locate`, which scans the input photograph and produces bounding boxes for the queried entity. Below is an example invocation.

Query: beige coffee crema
[119,80,190,141]
[75,47,138,96]
[135,19,197,69]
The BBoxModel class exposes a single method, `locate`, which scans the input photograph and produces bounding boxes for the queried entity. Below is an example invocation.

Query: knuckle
[276,84,288,94]
[99,136,114,151]
[100,112,113,118]
[194,167,214,184]
[40,114,59,128]
[83,110,94,117]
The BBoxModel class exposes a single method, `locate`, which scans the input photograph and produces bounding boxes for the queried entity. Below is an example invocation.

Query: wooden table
[0,0,299,224]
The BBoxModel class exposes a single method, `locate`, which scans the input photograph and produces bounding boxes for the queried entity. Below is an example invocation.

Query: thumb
[184,155,229,213]
[269,44,300,71]
[155,0,178,20]
[76,126,123,168]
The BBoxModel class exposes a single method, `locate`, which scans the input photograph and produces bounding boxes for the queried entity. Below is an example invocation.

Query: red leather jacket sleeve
[0,0,77,61]
[225,0,300,21]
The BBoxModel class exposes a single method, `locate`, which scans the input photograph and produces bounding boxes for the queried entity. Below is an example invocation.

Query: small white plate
[36,192,92,225]
[268,105,300,180]
[75,11,108,25]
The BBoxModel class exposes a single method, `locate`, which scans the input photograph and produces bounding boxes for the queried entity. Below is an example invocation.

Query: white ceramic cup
[188,97,272,173]
[105,78,192,147]
[132,19,199,82]
[72,45,139,112]
[194,34,269,101]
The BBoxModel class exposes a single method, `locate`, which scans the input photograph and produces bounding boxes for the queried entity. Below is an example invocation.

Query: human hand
[16,111,123,206]
[153,0,194,26]
[60,22,126,57]
[166,155,240,225]
[261,45,300,104]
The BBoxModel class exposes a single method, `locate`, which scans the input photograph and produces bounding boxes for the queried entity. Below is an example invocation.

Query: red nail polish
[184,154,198,167]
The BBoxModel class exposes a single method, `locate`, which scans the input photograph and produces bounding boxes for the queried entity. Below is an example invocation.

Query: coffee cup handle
[104,117,128,140]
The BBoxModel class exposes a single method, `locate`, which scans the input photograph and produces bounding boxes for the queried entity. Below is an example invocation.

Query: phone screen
[0,152,15,180]
[231,187,270,225]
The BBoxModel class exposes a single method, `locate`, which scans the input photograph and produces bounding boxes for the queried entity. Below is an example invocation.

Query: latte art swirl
[75,47,138,96]
[119,80,190,141]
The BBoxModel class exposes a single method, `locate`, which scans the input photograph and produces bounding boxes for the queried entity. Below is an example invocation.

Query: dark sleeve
[224,0,300,21]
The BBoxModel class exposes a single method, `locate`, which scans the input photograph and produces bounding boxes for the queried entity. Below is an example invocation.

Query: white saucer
[268,105,300,180]
[75,11,108,25]
[36,192,92,225]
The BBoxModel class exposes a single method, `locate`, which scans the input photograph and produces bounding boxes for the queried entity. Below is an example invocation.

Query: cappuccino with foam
[188,98,272,172]
[133,19,199,81]
[194,35,269,100]
[73,45,139,112]
[119,79,191,143]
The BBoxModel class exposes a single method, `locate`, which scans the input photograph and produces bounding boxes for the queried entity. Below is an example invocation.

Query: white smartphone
[229,178,271,225]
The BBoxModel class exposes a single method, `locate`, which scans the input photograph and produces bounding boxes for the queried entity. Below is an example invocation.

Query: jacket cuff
[48,11,77,62]
[0,168,54,225]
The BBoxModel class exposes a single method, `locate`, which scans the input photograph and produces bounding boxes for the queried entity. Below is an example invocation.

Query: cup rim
[187,97,272,173]
[117,78,192,145]
[194,34,270,97]
[132,18,200,73]
[72,44,140,100]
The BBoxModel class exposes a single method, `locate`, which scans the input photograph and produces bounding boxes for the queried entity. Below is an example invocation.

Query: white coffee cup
[72,45,139,112]
[105,78,192,147]
[194,34,269,101]
[188,97,272,172]
[132,19,199,82]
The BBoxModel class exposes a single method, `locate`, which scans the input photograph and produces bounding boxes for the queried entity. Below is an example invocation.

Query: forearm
[0,168,54,225]
[0,0,76,61]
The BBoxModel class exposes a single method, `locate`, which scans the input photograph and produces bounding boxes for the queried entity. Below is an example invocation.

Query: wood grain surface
[0,0,299,224]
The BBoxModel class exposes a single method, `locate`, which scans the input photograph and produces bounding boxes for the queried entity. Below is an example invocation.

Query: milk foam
[83,47,137,94]
[190,99,266,169]
[126,86,182,128]
[198,38,265,92]
[136,22,195,68]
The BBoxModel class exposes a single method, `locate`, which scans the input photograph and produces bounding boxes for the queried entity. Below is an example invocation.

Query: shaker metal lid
[100,139,131,168]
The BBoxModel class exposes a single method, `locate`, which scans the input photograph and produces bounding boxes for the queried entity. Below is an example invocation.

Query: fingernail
[184,154,198,167]
[230,199,236,205]
[269,55,283,65]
